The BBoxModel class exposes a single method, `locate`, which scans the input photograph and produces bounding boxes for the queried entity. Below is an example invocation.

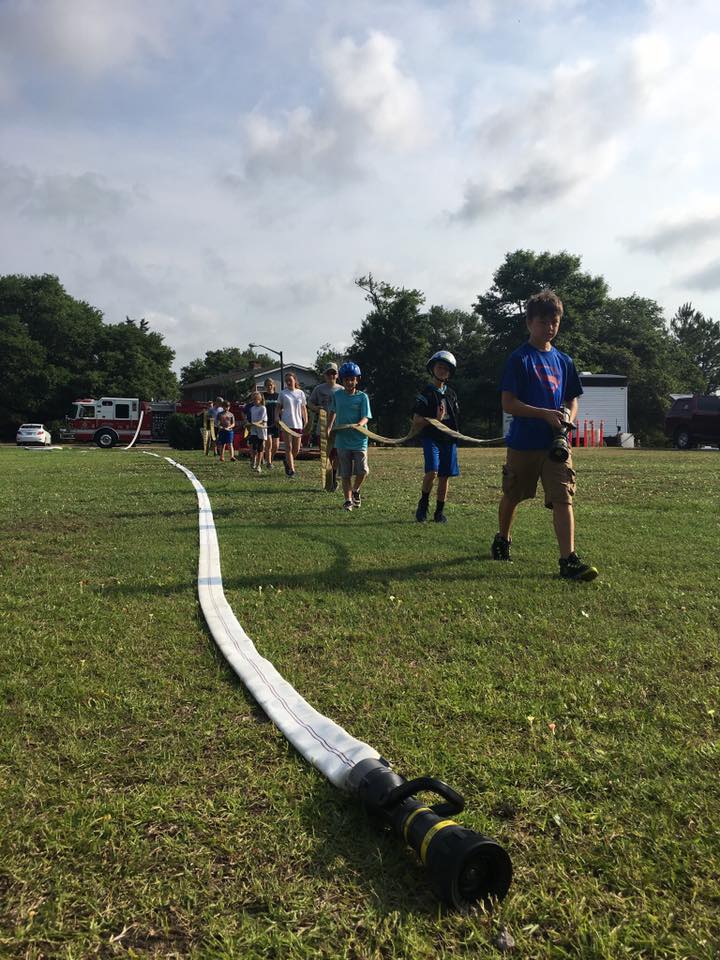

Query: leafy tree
[180,346,274,384]
[0,273,178,438]
[350,275,430,434]
[91,320,178,400]
[314,341,344,376]
[471,250,608,430]
[423,305,493,432]
[166,412,203,450]
[470,251,709,442]
[670,302,720,393]
[587,296,704,443]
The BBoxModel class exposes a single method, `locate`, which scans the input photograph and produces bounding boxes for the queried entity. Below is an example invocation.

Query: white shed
[576,373,628,434]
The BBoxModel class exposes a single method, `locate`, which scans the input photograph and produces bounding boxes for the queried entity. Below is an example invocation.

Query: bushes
[166,413,203,450]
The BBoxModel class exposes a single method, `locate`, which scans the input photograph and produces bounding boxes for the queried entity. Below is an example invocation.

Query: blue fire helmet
[427,350,456,375]
[339,361,362,380]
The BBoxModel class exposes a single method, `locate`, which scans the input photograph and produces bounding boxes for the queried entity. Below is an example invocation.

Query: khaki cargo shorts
[337,448,369,479]
[502,448,576,509]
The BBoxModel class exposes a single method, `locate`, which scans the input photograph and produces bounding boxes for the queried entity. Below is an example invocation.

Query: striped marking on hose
[420,819,457,863]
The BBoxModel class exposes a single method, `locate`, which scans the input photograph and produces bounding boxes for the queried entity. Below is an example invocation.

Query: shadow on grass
[102,541,503,599]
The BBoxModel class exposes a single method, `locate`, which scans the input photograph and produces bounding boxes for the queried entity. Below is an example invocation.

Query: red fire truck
[61,396,241,448]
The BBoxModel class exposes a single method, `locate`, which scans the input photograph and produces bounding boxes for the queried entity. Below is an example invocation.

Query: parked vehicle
[16,423,52,446]
[61,397,212,448]
[665,395,720,449]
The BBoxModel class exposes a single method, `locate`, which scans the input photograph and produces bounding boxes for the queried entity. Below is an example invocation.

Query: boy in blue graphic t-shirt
[492,289,598,581]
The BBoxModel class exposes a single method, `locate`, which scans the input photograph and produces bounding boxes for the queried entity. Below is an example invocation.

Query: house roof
[182,362,317,390]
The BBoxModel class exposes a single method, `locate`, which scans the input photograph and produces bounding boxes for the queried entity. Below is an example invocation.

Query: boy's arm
[501,391,565,430]
[307,388,321,414]
[357,394,370,427]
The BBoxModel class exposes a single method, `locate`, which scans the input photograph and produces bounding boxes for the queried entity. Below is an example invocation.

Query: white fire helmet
[427,350,457,377]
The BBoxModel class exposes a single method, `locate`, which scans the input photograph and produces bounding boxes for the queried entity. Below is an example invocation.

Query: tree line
[2,251,718,443]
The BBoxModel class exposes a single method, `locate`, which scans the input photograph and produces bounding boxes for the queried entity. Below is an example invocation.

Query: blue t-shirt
[501,342,582,450]
[330,390,372,450]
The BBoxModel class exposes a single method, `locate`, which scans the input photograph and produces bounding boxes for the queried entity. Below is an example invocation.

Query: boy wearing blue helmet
[327,361,372,512]
[413,350,460,523]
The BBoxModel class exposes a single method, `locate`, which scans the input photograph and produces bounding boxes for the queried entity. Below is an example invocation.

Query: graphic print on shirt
[531,359,562,401]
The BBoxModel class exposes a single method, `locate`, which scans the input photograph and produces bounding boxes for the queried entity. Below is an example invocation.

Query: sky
[2,0,720,374]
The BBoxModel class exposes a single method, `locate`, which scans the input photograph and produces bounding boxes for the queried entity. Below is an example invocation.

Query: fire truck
[61,396,239,448]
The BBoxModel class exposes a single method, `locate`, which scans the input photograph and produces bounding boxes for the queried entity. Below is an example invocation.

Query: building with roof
[180,363,319,402]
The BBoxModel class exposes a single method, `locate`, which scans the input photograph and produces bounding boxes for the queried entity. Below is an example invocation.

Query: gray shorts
[337,448,369,479]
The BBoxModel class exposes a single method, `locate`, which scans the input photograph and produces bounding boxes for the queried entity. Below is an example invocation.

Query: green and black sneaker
[491,533,512,562]
[559,552,598,582]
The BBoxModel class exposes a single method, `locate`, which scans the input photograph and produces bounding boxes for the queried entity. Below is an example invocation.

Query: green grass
[1,444,719,959]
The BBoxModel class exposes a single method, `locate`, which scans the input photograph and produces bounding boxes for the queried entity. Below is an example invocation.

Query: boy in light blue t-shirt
[327,362,371,512]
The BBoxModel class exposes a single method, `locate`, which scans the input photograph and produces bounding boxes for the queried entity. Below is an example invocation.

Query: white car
[16,423,52,446]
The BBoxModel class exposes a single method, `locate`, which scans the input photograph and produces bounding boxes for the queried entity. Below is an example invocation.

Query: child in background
[263,378,280,469]
[278,372,307,478]
[217,407,236,462]
[327,362,371,512]
[249,391,268,472]
[308,362,343,491]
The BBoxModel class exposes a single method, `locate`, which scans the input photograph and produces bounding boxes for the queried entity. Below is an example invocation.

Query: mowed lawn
[1,444,718,959]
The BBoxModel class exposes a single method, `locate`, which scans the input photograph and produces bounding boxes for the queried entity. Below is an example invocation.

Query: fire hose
[143,451,512,910]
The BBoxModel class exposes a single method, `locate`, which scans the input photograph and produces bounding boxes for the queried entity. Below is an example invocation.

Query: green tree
[91,319,179,400]
[314,342,344,376]
[471,251,706,443]
[587,296,704,443]
[180,346,273,384]
[0,274,178,438]
[350,275,430,434]
[670,302,720,393]
[471,250,608,430]
[423,305,493,432]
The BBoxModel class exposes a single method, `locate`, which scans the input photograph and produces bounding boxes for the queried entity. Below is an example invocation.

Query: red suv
[665,395,720,449]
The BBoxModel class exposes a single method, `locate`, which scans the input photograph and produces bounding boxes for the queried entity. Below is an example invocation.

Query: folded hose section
[145,452,512,908]
[123,410,145,450]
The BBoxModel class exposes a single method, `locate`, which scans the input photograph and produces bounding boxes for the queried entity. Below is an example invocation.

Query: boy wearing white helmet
[412,350,460,523]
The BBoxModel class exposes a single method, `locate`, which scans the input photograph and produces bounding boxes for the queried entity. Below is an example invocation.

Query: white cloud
[320,30,427,150]
[236,29,429,184]
[0,0,169,79]
[241,107,340,180]
[447,54,630,221]
[0,162,133,225]
[623,213,720,254]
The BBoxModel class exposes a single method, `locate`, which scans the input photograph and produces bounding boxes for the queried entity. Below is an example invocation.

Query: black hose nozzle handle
[347,758,512,910]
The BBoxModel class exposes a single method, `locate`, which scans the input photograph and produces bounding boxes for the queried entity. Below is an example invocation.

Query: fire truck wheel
[95,429,117,449]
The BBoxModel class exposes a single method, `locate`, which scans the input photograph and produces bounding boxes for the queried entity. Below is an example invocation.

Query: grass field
[1,444,719,959]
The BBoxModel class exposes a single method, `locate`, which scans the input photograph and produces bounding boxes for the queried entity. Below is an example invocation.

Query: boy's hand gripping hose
[347,758,512,910]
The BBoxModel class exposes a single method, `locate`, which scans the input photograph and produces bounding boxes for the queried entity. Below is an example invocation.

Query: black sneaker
[352,490,361,508]
[491,533,512,561]
[284,462,291,476]
[343,499,353,512]
[433,512,447,523]
[415,499,429,522]
[559,553,598,581]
